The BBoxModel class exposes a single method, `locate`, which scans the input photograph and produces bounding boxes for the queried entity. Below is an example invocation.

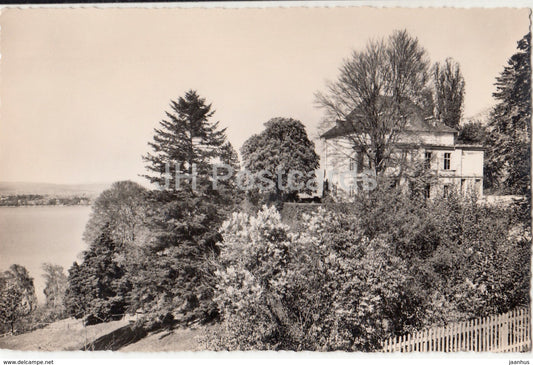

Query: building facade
[321,112,484,199]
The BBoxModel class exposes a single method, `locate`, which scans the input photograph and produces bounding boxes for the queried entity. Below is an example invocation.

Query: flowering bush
[209,206,423,351]
[210,206,293,350]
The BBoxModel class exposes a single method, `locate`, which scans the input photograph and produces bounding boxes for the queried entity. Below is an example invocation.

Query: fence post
[524,308,531,351]
[517,309,524,351]
[502,311,509,351]
[480,318,487,351]
[477,317,481,351]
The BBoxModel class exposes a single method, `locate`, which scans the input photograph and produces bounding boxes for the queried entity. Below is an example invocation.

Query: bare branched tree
[315,30,431,176]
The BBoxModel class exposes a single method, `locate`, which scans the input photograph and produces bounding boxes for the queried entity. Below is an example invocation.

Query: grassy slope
[0,318,128,351]
[0,318,207,352]
[120,327,205,352]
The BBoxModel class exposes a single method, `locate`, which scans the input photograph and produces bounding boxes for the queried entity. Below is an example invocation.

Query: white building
[320,104,484,199]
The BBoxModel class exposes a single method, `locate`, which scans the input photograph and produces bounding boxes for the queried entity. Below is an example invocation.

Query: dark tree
[143,90,234,193]
[433,58,465,130]
[128,191,224,328]
[315,30,431,176]
[63,262,86,320]
[64,227,129,325]
[130,91,241,328]
[241,117,320,204]
[485,32,531,198]
[457,121,487,145]
[65,181,149,324]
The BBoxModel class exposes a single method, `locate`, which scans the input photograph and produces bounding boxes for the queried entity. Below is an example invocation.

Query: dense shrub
[209,206,426,351]
[209,188,530,351]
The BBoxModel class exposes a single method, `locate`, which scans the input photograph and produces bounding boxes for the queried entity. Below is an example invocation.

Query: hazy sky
[0,7,529,185]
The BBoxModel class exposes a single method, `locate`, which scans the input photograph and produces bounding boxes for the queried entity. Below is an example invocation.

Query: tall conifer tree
[485,32,531,199]
[143,90,230,191]
[133,91,240,327]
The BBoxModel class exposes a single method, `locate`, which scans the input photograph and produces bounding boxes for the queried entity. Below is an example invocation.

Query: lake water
[0,206,92,303]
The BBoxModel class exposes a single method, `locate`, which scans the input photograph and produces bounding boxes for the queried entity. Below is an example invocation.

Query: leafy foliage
[241,117,320,204]
[353,187,530,323]
[209,206,425,351]
[127,190,224,328]
[64,181,152,325]
[457,121,487,145]
[0,265,37,334]
[209,186,530,350]
[83,181,149,247]
[41,263,68,321]
[209,206,294,350]
[420,193,530,322]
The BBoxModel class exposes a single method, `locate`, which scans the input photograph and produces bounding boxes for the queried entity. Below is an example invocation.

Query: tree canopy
[457,121,487,145]
[241,117,320,204]
[83,181,149,247]
[142,90,236,193]
[0,265,36,334]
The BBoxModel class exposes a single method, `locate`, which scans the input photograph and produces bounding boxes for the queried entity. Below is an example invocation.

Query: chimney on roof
[425,116,437,127]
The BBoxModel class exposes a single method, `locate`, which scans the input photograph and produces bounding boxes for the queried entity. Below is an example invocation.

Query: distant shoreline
[0,204,92,208]
[0,194,93,207]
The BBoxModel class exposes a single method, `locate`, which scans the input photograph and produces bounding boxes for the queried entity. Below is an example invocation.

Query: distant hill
[462,107,493,126]
[0,182,111,197]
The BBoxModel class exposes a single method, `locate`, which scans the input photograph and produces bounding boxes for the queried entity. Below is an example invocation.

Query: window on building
[424,184,431,199]
[443,184,450,197]
[424,152,432,169]
[349,184,357,197]
[349,158,356,171]
[475,179,481,194]
[461,179,465,192]
[443,153,451,170]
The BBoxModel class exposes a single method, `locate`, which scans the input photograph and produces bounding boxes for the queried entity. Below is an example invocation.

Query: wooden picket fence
[382,307,531,352]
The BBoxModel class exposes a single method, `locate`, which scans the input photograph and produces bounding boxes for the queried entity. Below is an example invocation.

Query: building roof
[455,144,485,151]
[321,97,457,139]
